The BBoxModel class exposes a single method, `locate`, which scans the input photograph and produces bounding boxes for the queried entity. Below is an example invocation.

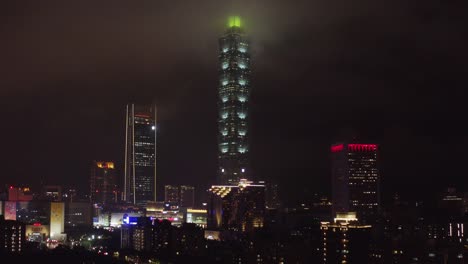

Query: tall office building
[180,185,195,208]
[331,143,380,223]
[164,185,179,204]
[125,104,157,206]
[217,16,251,184]
[90,161,117,205]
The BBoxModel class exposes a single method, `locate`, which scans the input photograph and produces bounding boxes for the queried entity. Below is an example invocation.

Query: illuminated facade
[321,212,372,264]
[208,179,265,232]
[50,202,65,240]
[90,161,117,205]
[125,104,157,206]
[331,143,380,223]
[218,16,251,184]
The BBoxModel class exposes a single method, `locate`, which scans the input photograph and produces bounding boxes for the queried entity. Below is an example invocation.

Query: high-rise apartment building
[217,16,251,184]
[124,104,157,206]
[331,143,380,223]
[90,161,117,205]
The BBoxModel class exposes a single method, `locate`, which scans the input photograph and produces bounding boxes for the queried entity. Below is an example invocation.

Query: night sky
[1,0,467,205]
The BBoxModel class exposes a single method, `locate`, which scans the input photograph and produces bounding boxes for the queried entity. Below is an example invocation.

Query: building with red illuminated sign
[331,143,380,224]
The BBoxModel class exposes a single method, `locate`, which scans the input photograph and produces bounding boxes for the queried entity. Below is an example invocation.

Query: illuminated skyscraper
[331,143,380,223]
[124,104,157,206]
[90,161,117,205]
[217,16,251,184]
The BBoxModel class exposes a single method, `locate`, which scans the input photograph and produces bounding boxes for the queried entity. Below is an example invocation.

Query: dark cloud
[0,0,467,204]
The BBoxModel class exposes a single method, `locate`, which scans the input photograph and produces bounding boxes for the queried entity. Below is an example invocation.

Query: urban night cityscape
[1,1,467,263]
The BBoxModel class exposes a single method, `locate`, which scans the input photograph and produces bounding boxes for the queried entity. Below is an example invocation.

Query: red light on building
[331,144,344,152]
[348,144,377,152]
[33,222,41,226]
[135,114,151,118]
[9,186,13,189]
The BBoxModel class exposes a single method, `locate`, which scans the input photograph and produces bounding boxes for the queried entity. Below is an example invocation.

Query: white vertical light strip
[458,223,461,237]
[124,104,129,202]
[154,104,157,202]
[462,223,464,237]
[132,104,136,205]
[449,223,453,237]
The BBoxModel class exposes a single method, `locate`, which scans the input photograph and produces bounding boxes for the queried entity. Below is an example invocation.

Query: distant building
[208,179,265,232]
[124,104,157,206]
[8,186,32,201]
[321,212,372,264]
[265,182,280,209]
[331,143,380,223]
[90,161,117,205]
[0,216,25,253]
[65,202,93,229]
[42,185,62,202]
[180,185,195,208]
[164,185,179,204]
[217,16,251,185]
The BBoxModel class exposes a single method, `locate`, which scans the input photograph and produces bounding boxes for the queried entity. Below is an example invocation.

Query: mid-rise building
[8,186,32,201]
[208,179,265,232]
[124,104,157,206]
[331,143,380,223]
[164,185,179,204]
[42,185,62,202]
[65,202,93,229]
[180,185,195,208]
[217,16,251,184]
[90,161,117,205]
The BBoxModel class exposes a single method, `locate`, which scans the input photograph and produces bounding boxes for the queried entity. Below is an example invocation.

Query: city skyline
[0,1,467,206]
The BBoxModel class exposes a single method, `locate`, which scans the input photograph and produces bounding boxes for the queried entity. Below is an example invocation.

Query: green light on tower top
[228,16,241,28]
